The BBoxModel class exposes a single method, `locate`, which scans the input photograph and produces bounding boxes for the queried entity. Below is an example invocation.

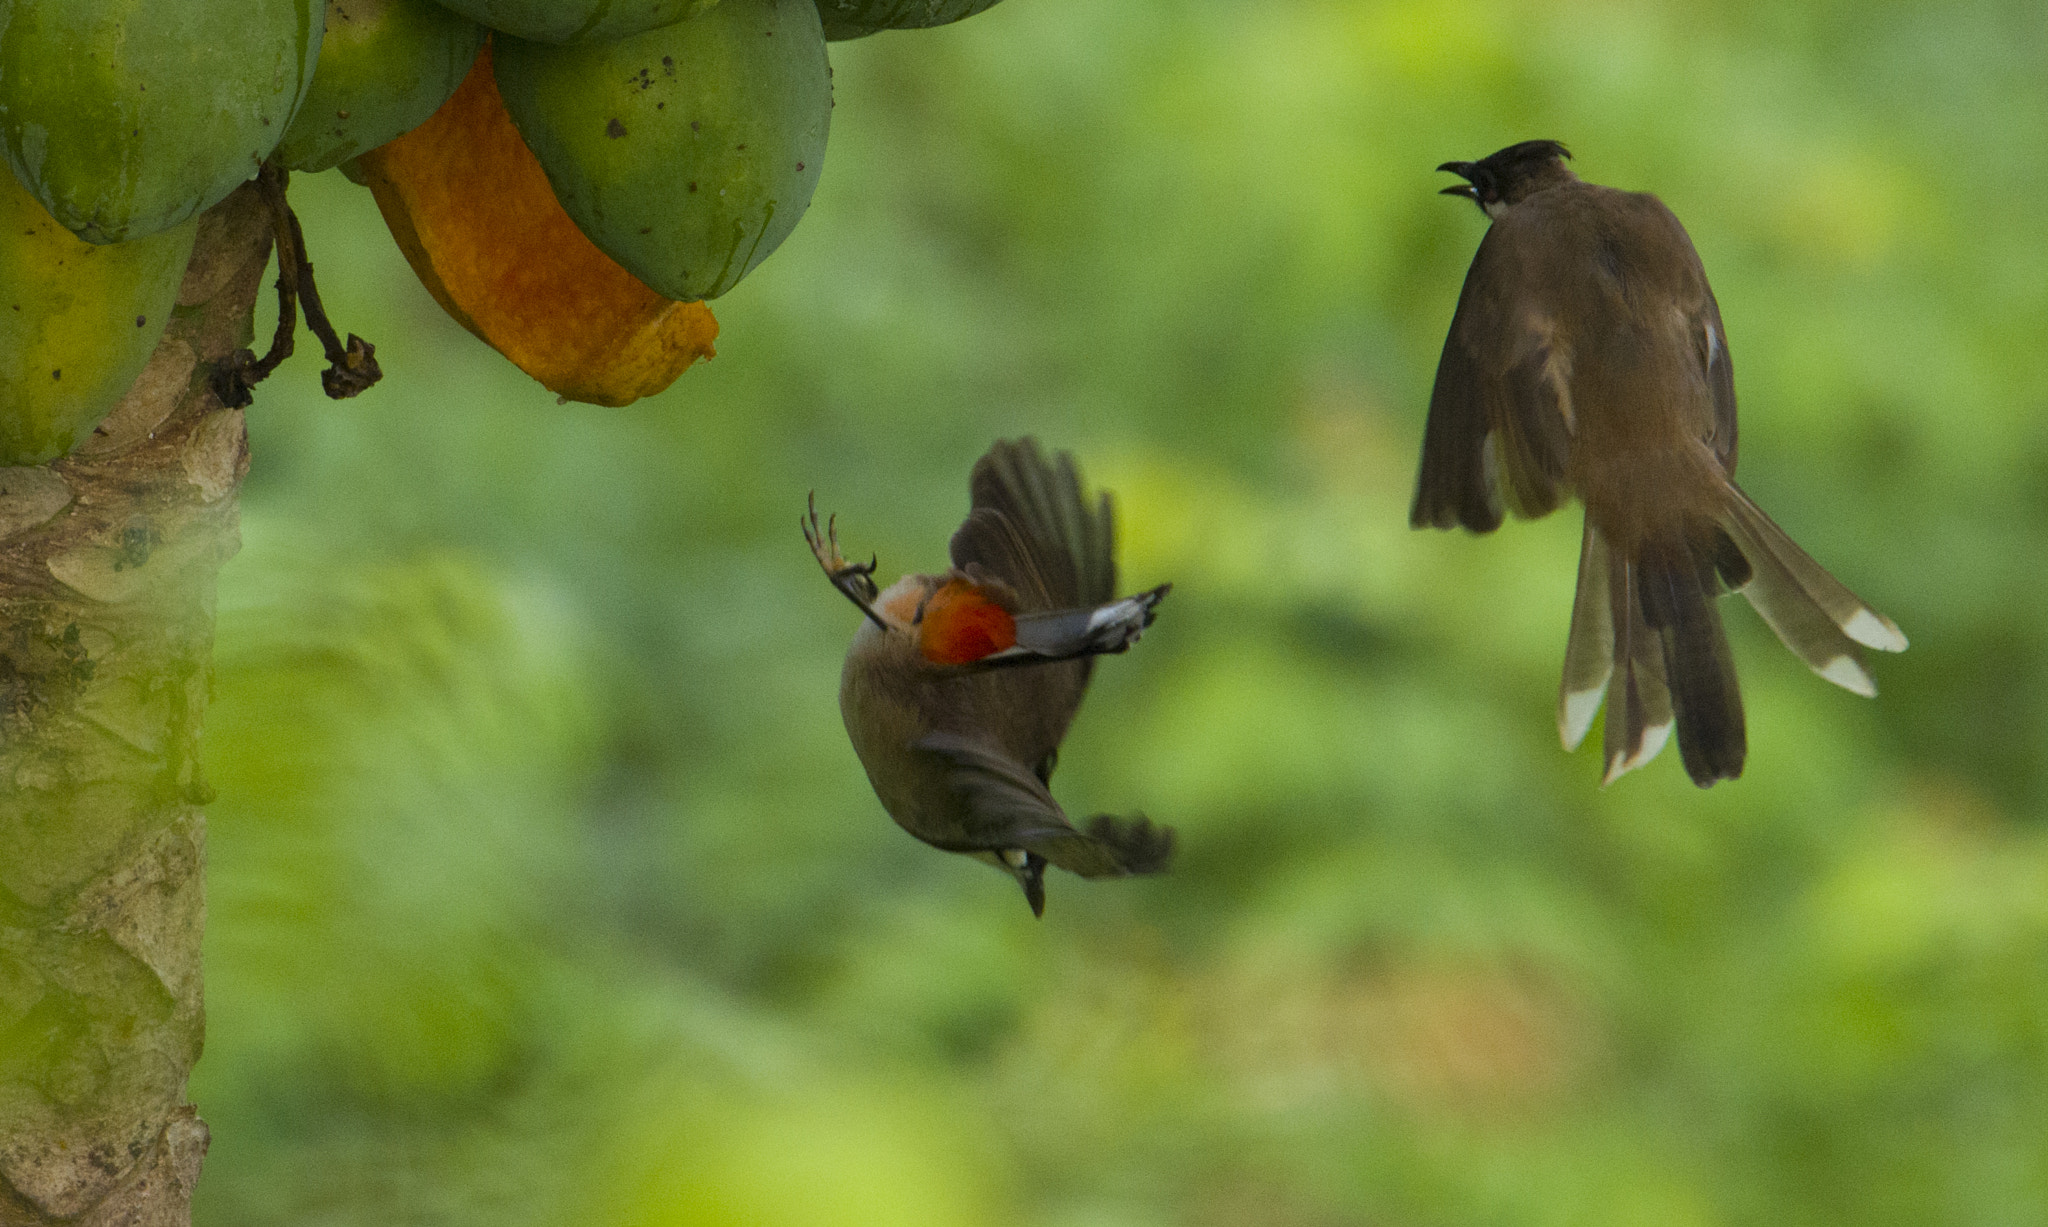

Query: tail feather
[1559,522,1613,752]
[1601,551,1675,785]
[1561,485,1901,787]
[1722,487,1906,692]
[1638,539,1746,786]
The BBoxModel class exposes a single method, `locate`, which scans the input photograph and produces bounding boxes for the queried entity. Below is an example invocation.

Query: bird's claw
[804,492,886,626]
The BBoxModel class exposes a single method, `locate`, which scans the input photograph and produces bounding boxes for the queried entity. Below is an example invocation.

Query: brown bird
[1415,140,1906,786]
[806,438,1174,913]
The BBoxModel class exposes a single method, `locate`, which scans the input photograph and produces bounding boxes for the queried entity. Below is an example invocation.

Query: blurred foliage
[190,0,2048,1223]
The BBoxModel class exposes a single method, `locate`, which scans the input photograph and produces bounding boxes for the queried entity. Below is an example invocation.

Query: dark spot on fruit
[662,55,674,74]
[687,182,698,193]
[338,109,350,119]
[51,369,60,380]
[796,162,805,171]
[656,102,664,110]
[735,143,746,151]
[606,118,627,138]
[639,227,651,234]
[135,315,146,327]
[261,117,270,126]
[690,121,700,132]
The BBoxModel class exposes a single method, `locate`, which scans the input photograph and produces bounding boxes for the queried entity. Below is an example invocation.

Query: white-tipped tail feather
[1597,550,1683,785]
[1815,654,1878,698]
[1721,486,1903,697]
[1603,718,1671,786]
[1558,524,1614,752]
[1561,684,1607,753]
[1844,608,1908,654]
[1557,485,1903,788]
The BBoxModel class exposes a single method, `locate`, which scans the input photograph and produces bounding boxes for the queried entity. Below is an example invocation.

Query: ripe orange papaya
[352,44,716,406]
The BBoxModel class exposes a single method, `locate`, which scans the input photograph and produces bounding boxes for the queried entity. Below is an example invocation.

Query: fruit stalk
[0,180,271,1226]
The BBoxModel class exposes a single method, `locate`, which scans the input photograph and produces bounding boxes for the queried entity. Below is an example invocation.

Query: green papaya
[812,0,1002,40]
[0,0,322,244]
[430,0,718,44]
[0,171,196,465]
[277,0,486,173]
[493,0,828,302]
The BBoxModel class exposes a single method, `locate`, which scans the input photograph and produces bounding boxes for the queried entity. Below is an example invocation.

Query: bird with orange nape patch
[806,438,1174,915]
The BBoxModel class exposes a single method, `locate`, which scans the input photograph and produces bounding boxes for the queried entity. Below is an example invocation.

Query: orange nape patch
[918,579,1018,665]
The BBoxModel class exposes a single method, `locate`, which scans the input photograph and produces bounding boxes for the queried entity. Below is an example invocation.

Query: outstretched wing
[1413,215,1575,532]
[950,438,1117,613]
[916,732,1175,879]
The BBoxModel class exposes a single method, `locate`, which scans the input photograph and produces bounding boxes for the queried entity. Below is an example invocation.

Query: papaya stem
[209,163,299,407]
[283,201,382,399]
[208,162,381,406]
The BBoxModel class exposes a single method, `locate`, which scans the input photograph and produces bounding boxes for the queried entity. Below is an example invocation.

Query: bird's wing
[1412,216,1575,532]
[950,438,1117,613]
[1624,192,1738,473]
[915,732,1173,878]
[1699,289,1739,473]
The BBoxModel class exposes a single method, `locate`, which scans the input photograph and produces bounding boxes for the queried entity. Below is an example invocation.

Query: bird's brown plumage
[811,438,1172,913]
[1415,143,1904,786]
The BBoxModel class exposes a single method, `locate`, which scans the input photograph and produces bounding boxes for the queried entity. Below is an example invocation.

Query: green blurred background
[191,0,2048,1222]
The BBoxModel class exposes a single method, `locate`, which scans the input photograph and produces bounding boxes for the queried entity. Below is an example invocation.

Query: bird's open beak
[1437,161,1478,199]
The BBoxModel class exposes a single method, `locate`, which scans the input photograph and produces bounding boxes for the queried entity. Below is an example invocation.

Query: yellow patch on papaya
[351,42,716,407]
[0,169,195,465]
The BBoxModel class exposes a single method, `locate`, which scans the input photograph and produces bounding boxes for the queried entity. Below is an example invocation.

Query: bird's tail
[1719,481,1910,689]
[1558,483,1903,787]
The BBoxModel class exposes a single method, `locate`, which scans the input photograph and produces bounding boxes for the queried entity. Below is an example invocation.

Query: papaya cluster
[0,0,1012,460]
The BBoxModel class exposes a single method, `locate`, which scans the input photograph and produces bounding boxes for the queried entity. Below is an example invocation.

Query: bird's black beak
[1437,161,1478,200]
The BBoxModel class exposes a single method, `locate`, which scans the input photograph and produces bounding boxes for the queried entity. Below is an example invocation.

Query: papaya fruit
[492,0,829,302]
[430,0,717,45]
[276,0,486,173]
[812,0,1002,40]
[0,0,322,244]
[0,171,196,465]
[352,44,717,406]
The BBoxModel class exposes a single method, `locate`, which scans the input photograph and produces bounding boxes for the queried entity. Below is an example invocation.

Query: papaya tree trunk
[0,181,270,1226]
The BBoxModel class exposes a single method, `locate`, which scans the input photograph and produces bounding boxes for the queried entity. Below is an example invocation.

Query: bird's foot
[804,492,886,625]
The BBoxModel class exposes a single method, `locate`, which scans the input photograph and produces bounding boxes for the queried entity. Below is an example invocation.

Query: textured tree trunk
[0,182,269,1226]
